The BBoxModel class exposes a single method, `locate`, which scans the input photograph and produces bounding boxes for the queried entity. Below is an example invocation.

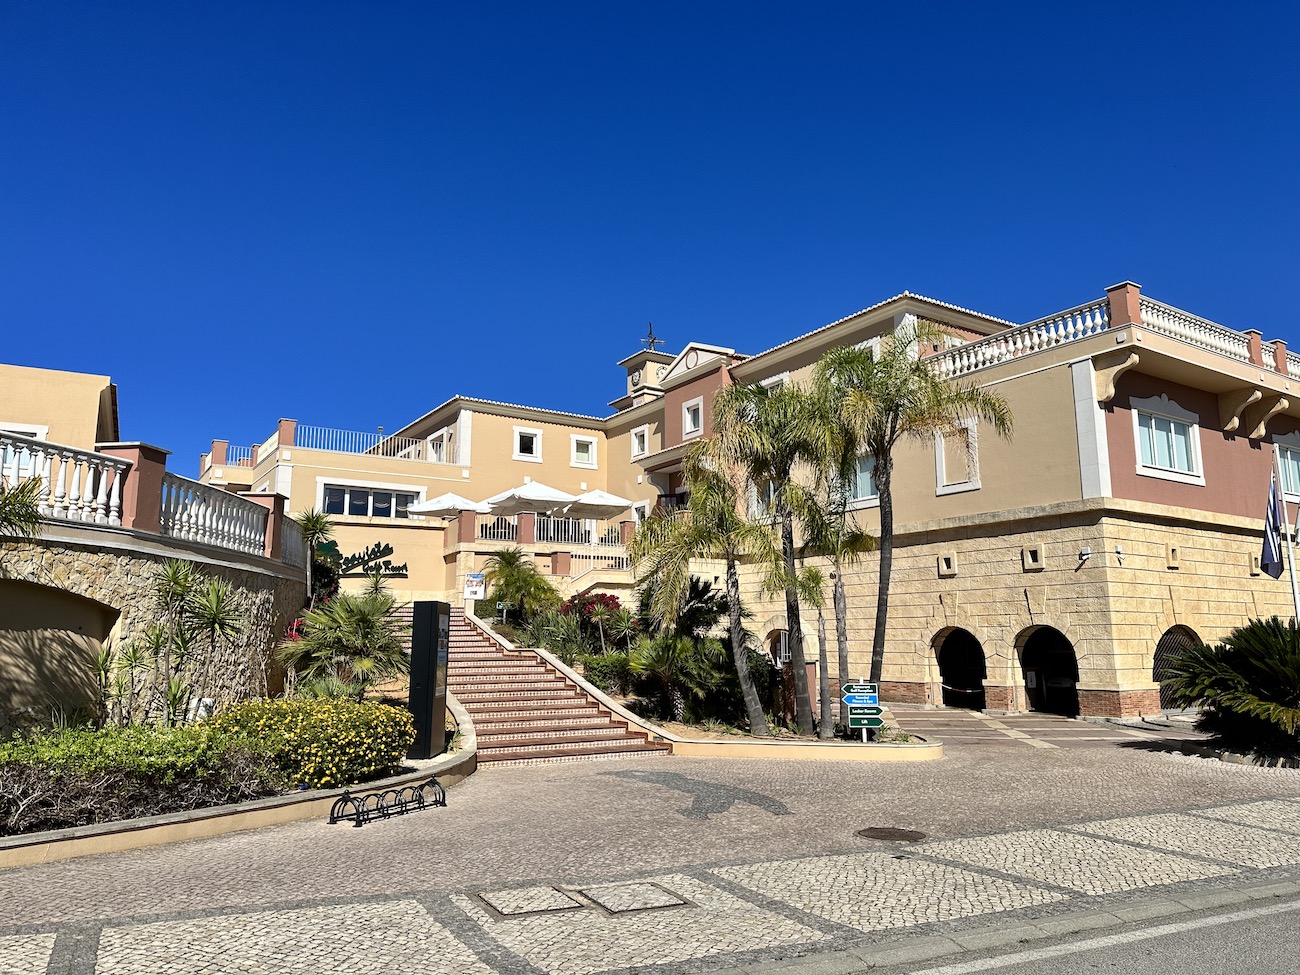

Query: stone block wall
[0,533,306,729]
[730,505,1284,719]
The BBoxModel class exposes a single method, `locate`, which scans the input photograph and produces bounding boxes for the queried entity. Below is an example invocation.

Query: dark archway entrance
[935,628,987,710]
[1019,627,1080,717]
[1153,625,1201,710]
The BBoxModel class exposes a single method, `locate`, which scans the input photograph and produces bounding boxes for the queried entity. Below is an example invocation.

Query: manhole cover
[856,826,927,842]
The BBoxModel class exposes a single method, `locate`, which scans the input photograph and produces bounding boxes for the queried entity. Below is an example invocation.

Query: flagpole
[1272,447,1300,623]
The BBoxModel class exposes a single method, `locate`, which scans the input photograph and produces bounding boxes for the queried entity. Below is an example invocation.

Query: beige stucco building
[200,281,1300,719]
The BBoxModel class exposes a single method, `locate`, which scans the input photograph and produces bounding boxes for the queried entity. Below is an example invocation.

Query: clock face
[656,366,665,378]
[632,369,642,385]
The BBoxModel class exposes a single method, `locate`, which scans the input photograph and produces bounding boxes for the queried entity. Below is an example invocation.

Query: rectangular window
[683,397,703,438]
[631,425,649,458]
[1137,412,1194,474]
[323,485,346,515]
[571,435,597,469]
[322,484,419,519]
[633,502,650,523]
[1130,395,1204,486]
[852,455,878,501]
[513,426,542,463]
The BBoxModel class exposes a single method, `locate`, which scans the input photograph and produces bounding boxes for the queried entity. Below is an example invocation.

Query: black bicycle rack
[328,775,447,828]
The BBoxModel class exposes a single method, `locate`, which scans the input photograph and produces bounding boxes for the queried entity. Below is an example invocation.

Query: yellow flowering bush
[211,699,414,789]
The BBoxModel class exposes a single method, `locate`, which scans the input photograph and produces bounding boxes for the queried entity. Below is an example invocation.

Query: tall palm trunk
[869,457,894,683]
[780,507,814,735]
[817,606,833,739]
[833,558,850,707]
[727,557,770,736]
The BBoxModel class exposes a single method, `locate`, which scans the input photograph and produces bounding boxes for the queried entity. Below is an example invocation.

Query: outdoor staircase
[447,610,671,765]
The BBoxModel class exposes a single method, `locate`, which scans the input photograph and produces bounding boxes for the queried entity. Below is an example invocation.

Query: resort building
[198,281,1300,720]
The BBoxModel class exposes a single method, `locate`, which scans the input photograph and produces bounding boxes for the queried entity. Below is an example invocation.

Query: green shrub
[211,699,414,789]
[580,653,634,695]
[1162,616,1300,756]
[0,725,280,835]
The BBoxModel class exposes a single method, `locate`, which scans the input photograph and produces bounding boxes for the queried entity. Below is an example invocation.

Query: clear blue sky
[3,2,1296,472]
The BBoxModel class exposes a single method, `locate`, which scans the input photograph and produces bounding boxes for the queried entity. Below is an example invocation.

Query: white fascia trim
[1130,394,1206,487]
[0,421,49,439]
[570,433,598,469]
[512,425,543,464]
[846,496,881,511]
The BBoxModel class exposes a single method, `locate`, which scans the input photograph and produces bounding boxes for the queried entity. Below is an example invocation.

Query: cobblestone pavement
[888,706,1206,749]
[3,740,1300,975]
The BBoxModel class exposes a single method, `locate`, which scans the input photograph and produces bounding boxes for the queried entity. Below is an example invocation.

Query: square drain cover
[479,886,584,916]
[578,882,688,913]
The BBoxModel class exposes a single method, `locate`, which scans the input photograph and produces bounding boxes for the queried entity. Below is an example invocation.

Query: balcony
[293,425,461,465]
[2,432,305,570]
[924,289,1290,384]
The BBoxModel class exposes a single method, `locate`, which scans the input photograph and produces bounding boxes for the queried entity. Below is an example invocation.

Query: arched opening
[1153,625,1201,710]
[1018,626,1080,717]
[0,579,120,729]
[934,628,987,710]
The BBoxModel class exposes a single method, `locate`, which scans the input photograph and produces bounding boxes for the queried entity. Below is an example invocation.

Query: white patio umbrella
[482,481,579,517]
[405,492,490,517]
[562,489,635,521]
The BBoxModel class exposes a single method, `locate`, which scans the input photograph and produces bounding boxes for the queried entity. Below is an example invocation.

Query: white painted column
[1072,359,1112,500]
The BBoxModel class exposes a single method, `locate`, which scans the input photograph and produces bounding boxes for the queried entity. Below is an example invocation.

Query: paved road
[2,728,1297,975]
[889,706,1206,750]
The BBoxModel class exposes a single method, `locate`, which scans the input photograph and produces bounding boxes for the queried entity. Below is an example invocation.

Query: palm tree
[586,601,611,654]
[293,508,335,608]
[706,380,825,736]
[628,632,728,722]
[833,318,1012,682]
[0,477,43,539]
[278,584,410,700]
[1162,616,1300,753]
[483,546,559,622]
[629,448,778,736]
[810,345,882,705]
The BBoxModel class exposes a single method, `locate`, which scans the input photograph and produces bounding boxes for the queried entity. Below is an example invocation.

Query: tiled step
[476,727,640,747]
[446,610,666,765]
[479,740,670,763]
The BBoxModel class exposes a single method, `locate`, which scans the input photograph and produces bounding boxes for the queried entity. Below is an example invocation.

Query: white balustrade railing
[567,552,631,575]
[280,517,309,570]
[1287,351,1300,381]
[1139,297,1252,362]
[928,298,1110,380]
[0,433,131,527]
[160,473,268,556]
[294,425,459,464]
[478,515,518,541]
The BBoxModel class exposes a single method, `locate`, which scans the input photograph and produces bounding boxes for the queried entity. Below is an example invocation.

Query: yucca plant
[1161,616,1300,755]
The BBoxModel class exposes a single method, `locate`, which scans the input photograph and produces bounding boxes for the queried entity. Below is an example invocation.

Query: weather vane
[642,321,664,352]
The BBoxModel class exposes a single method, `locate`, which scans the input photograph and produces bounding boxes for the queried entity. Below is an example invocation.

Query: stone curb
[0,693,478,870]
[706,877,1300,974]
[465,611,944,762]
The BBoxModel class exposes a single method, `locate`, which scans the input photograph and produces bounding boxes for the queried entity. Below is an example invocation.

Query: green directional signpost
[842,680,883,741]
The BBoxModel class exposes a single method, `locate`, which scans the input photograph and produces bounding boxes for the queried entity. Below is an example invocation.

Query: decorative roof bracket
[1218,387,1263,434]
[1093,350,1140,404]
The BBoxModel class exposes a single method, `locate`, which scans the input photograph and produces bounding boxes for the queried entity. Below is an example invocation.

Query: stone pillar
[457,509,477,544]
[1244,329,1265,367]
[1272,339,1289,375]
[210,439,229,465]
[1104,281,1142,328]
[240,493,287,561]
[620,520,636,545]
[517,512,536,545]
[551,551,571,575]
[95,442,170,534]
[276,419,297,447]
